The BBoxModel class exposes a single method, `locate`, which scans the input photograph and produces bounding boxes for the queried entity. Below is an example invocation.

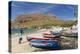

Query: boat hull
[29,39,61,49]
[27,37,60,41]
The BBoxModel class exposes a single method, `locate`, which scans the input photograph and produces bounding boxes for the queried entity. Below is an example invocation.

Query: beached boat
[43,33,60,38]
[30,39,58,43]
[27,31,61,49]
[62,28,78,37]
[42,31,61,38]
[50,31,61,35]
[29,39,60,49]
[62,33,78,37]
[27,37,60,41]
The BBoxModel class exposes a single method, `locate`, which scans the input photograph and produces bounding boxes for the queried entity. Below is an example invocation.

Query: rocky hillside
[11,13,76,28]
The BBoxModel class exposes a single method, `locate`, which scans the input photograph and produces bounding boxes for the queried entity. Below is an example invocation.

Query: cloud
[27,5,56,14]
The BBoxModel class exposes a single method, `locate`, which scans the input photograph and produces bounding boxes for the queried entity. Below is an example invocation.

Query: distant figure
[61,27,64,32]
[19,28,23,44]
[50,31,53,34]
[70,27,73,33]
[70,26,73,30]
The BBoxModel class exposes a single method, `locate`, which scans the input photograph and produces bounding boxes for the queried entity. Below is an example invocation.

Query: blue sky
[10,1,78,20]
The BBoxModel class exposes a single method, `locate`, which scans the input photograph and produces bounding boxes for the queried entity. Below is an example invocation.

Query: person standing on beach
[19,28,23,44]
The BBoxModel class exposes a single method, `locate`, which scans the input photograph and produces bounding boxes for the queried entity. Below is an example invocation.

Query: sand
[11,29,50,53]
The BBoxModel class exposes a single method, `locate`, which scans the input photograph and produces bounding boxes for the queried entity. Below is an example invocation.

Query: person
[50,31,53,34]
[19,28,23,44]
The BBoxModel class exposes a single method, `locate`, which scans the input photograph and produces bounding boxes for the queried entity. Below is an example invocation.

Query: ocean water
[11,28,37,34]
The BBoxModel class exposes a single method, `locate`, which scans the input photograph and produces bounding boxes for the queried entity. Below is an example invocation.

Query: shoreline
[11,29,78,53]
[11,29,51,53]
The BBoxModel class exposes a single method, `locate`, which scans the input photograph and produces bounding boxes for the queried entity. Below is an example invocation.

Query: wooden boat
[27,31,61,49]
[27,37,60,41]
[42,33,61,38]
[30,39,58,43]
[62,33,78,37]
[29,39,61,49]
[50,31,61,35]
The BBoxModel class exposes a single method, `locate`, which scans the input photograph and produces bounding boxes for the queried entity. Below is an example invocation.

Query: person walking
[19,28,23,44]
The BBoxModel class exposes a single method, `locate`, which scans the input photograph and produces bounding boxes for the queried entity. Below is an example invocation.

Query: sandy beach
[11,30,50,53]
[11,29,78,53]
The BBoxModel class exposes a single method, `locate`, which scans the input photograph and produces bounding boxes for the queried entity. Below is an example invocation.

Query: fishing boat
[43,33,60,38]
[29,39,61,49]
[50,31,61,35]
[42,31,61,38]
[27,31,61,49]
[27,36,60,41]
[62,29,78,37]
[27,36,61,49]
[30,39,58,43]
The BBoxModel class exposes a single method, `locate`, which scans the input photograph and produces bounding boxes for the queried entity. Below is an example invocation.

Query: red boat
[27,37,61,49]
[27,36,60,41]
[42,33,60,38]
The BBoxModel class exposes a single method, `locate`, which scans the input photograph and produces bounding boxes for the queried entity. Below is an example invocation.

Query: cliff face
[11,13,76,28]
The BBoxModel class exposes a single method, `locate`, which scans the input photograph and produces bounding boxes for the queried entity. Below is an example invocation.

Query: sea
[11,28,37,35]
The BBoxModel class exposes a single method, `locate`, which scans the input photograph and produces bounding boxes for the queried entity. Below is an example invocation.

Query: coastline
[11,29,78,53]
[11,29,50,53]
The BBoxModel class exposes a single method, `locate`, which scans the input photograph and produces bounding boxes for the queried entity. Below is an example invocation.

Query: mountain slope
[11,13,75,28]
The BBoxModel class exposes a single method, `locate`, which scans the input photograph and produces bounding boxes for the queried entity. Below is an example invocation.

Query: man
[19,28,23,44]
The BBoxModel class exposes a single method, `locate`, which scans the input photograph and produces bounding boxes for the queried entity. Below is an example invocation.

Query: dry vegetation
[11,13,77,29]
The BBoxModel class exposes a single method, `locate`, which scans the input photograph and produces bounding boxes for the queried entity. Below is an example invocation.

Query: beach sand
[11,30,78,53]
[11,30,50,53]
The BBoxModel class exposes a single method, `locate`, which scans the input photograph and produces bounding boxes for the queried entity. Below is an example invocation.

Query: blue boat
[50,31,61,35]
[29,39,61,49]
[30,39,58,43]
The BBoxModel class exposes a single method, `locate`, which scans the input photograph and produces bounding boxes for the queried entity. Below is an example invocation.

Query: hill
[11,13,76,29]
